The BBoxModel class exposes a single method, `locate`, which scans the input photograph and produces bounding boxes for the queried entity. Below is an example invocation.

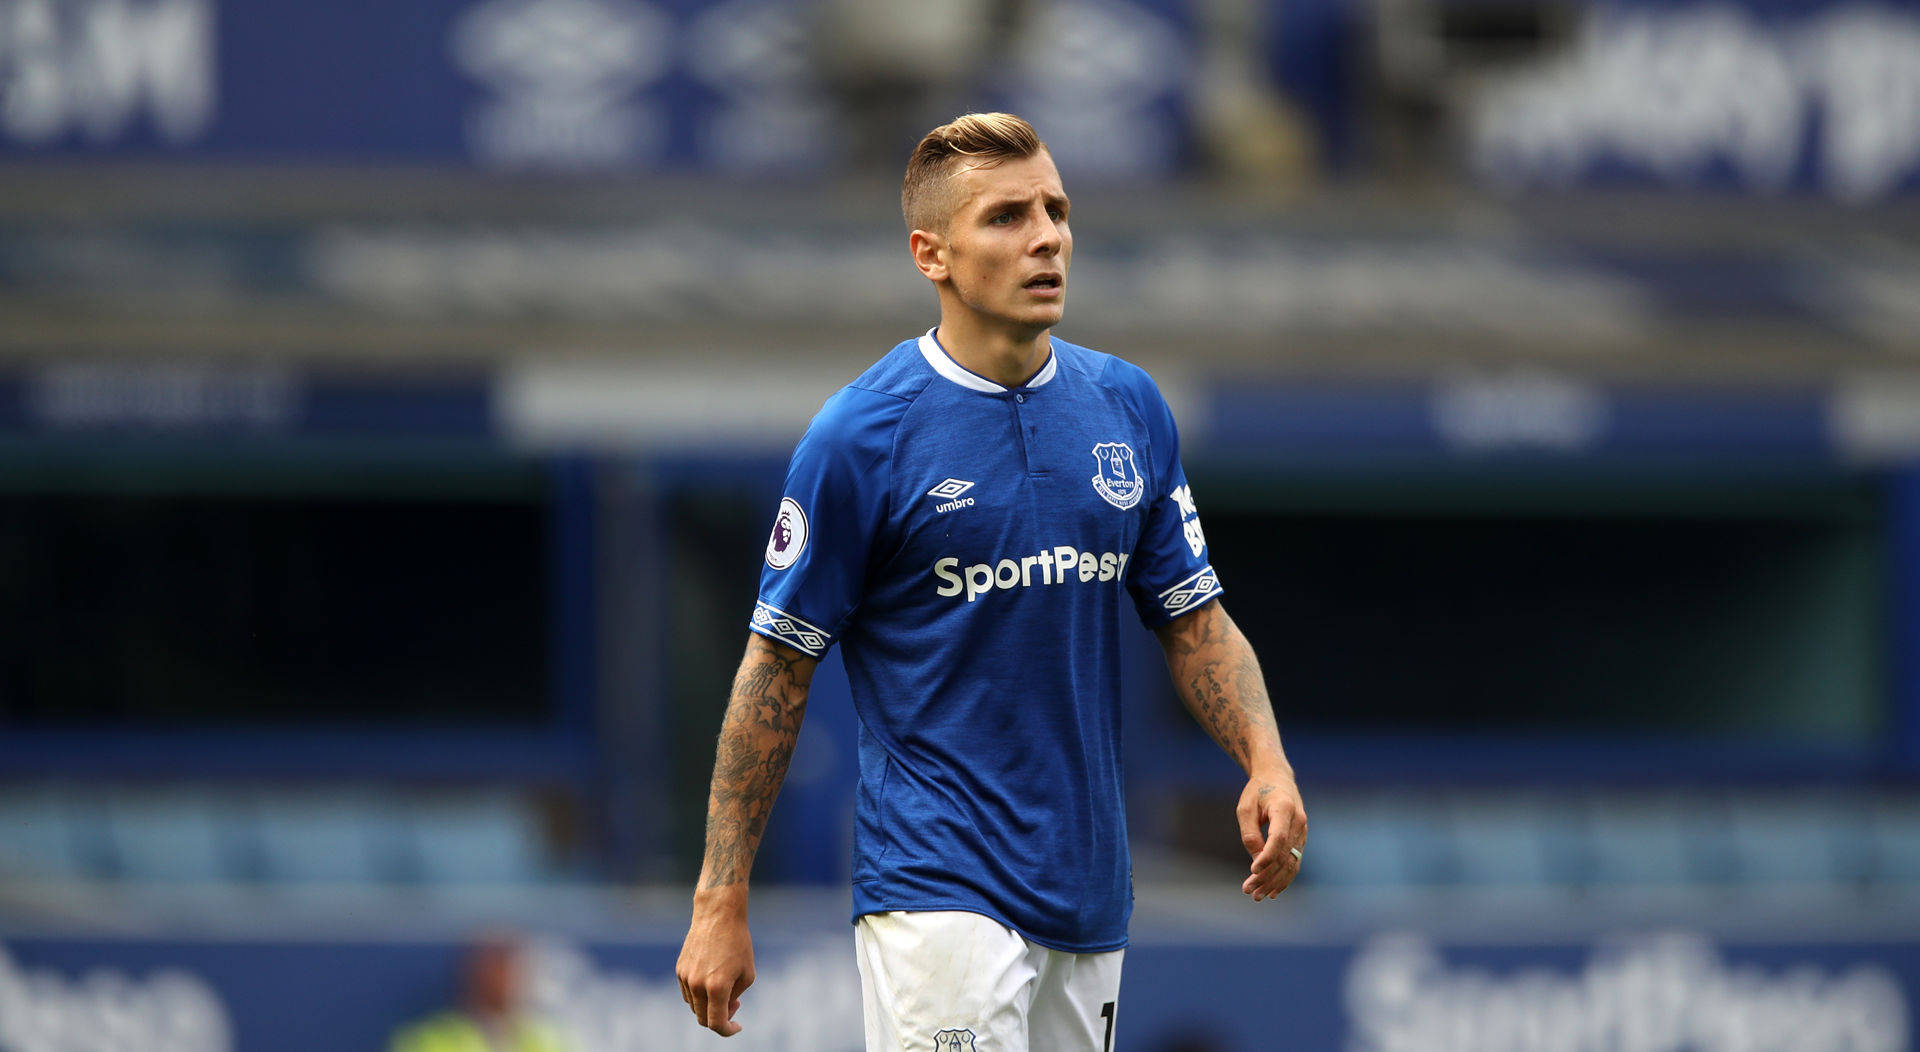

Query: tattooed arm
[677,633,819,1036]
[1154,599,1307,902]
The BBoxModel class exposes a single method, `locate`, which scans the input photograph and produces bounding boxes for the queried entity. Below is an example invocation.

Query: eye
[1047,206,1066,221]
[989,212,1014,225]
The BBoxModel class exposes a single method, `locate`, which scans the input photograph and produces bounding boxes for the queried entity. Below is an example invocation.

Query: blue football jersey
[750,329,1221,952]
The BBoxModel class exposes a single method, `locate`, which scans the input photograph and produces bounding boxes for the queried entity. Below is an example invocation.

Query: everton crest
[933,1030,977,1052]
[1090,442,1144,510]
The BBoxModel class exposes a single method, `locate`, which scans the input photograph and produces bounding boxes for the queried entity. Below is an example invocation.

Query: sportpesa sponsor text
[933,546,1132,602]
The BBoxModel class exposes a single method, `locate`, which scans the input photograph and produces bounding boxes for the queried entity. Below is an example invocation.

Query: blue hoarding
[0,0,1201,176]
[1466,0,1920,199]
[4,921,1917,1050]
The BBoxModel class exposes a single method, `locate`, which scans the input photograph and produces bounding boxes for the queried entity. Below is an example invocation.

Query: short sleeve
[749,391,896,656]
[1122,376,1222,627]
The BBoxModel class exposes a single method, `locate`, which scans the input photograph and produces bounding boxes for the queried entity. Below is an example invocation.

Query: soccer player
[676,113,1306,1050]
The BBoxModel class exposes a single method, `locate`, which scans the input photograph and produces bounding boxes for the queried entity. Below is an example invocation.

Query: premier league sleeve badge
[765,496,808,570]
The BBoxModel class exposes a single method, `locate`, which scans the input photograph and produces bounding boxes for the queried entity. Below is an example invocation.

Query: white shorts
[854,910,1124,1052]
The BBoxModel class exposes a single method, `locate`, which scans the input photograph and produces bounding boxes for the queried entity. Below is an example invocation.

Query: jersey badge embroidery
[928,478,977,513]
[765,497,808,569]
[1090,442,1144,510]
[933,1030,977,1052]
[1159,565,1220,614]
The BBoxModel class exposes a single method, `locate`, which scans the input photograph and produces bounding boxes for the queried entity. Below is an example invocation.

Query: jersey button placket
[1010,391,1044,478]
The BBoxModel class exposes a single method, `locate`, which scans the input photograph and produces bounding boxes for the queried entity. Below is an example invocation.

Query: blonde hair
[901,113,1047,233]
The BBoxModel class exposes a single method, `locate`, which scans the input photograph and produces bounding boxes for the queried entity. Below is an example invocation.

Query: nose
[1030,214,1063,256]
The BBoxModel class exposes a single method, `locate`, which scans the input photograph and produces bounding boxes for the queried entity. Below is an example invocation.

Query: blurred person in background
[808,0,1027,168]
[1192,0,1320,192]
[676,112,1307,1049]
[390,934,568,1052]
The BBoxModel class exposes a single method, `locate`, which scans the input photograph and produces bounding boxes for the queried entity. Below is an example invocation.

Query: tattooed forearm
[698,634,818,891]
[1155,601,1285,774]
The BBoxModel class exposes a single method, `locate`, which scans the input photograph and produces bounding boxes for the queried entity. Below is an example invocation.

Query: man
[677,113,1306,1050]
[391,935,568,1052]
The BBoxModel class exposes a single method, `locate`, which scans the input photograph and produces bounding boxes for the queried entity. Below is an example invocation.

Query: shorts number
[1100,1000,1115,1052]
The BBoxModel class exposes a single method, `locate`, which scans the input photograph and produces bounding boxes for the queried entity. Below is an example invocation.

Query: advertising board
[4,923,1915,1050]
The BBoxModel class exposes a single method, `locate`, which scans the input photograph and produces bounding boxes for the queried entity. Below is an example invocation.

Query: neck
[934,312,1051,389]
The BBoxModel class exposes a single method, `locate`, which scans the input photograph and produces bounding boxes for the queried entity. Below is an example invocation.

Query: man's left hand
[1237,771,1306,901]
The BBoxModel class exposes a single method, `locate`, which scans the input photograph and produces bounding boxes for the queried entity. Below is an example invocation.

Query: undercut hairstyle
[901,112,1048,234]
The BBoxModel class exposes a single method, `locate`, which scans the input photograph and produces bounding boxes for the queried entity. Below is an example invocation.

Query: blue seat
[253,792,400,884]
[1724,794,1856,885]
[1299,794,1450,890]
[0,787,95,880]
[1446,796,1568,887]
[404,792,548,886]
[1581,795,1709,886]
[102,790,246,884]
[1870,797,1920,885]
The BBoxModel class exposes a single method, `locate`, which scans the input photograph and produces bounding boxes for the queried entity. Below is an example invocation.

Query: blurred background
[2,0,1919,1048]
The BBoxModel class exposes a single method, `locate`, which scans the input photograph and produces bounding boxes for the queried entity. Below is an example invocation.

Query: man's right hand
[676,888,755,1037]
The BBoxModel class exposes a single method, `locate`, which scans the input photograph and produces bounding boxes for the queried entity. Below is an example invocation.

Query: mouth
[1023,273,1063,296]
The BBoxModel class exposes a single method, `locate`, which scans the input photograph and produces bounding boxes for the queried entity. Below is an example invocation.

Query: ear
[909,229,949,283]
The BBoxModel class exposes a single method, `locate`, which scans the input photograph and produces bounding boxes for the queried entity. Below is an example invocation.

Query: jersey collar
[918,328,1058,394]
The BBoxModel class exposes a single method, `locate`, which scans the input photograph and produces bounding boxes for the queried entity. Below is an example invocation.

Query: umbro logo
[928,478,976,514]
